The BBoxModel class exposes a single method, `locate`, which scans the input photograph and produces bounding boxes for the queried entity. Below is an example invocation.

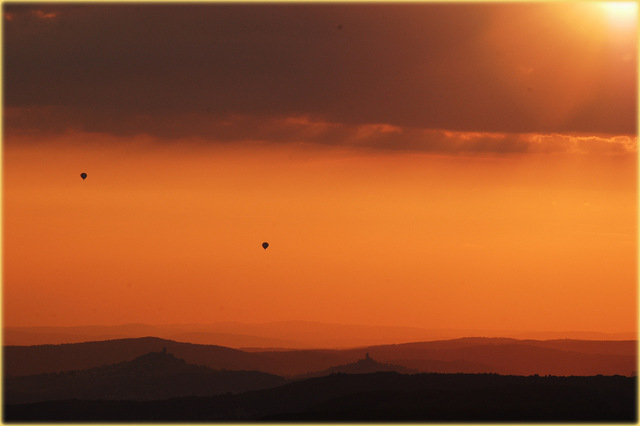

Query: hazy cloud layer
[4,3,637,149]
[6,106,636,156]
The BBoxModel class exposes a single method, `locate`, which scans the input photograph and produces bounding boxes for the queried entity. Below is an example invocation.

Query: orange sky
[2,2,638,336]
[4,133,636,333]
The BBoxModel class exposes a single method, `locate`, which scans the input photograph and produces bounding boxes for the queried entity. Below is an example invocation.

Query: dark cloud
[3,3,637,141]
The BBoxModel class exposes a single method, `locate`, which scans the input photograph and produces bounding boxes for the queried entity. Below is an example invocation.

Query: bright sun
[600,1,638,29]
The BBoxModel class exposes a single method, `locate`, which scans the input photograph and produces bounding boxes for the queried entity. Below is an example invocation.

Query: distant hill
[296,353,418,378]
[2,324,302,348]
[4,321,635,347]
[5,372,636,422]
[5,349,286,404]
[3,337,351,378]
[4,337,258,377]
[4,336,636,378]
[340,338,638,376]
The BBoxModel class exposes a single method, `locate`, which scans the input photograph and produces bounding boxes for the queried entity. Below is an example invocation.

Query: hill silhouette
[5,349,286,404]
[296,353,418,378]
[5,372,636,422]
[5,336,636,378]
[4,337,257,377]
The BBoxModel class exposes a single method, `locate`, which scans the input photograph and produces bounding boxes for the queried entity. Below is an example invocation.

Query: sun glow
[600,1,638,29]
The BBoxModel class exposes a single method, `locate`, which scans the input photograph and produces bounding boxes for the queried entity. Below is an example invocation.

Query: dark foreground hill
[5,372,636,422]
[5,350,286,404]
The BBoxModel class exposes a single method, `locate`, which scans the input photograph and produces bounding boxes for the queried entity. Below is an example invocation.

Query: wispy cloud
[526,133,638,155]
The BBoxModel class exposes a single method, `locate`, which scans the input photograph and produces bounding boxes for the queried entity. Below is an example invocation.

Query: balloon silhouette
[262,242,269,250]
[80,173,87,181]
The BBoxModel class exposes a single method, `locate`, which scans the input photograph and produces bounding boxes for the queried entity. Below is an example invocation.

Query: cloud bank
[3,3,637,153]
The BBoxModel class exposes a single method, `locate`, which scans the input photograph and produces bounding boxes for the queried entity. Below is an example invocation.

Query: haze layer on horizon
[3,3,637,338]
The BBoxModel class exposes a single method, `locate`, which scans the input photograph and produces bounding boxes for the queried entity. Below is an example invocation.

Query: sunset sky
[3,2,637,336]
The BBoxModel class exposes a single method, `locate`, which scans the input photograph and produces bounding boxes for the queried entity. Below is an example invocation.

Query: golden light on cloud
[33,9,58,19]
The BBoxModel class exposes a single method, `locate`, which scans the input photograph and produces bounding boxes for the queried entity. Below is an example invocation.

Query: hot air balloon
[262,242,269,250]
[80,173,87,181]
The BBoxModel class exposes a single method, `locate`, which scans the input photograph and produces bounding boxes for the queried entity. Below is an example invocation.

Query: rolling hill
[5,321,635,348]
[5,349,286,404]
[4,336,636,378]
[295,352,418,378]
